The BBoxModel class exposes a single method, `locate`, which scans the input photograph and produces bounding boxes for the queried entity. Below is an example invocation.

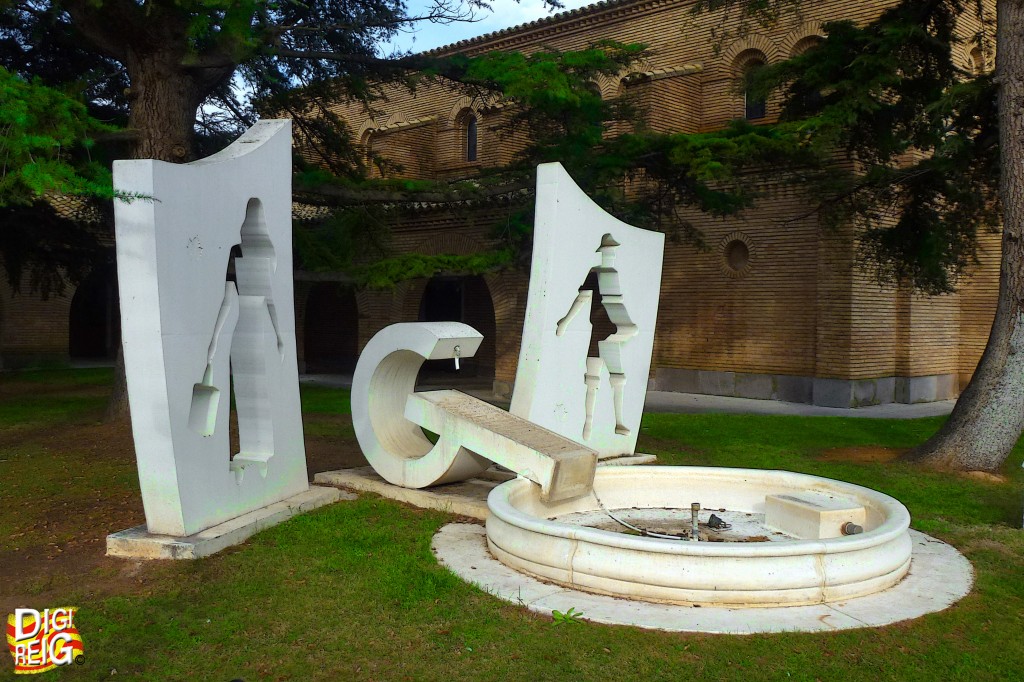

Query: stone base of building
[650,369,958,408]
[106,486,348,560]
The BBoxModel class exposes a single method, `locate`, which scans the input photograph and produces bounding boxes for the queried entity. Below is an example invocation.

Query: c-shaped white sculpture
[352,322,491,488]
[352,322,598,501]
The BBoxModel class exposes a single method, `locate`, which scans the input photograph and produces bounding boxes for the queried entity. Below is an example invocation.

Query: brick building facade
[0,199,119,370]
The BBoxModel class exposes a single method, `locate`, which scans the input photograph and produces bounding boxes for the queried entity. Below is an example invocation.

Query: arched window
[790,35,824,58]
[970,47,987,76]
[361,131,374,163]
[734,49,769,121]
[743,62,767,120]
[466,115,478,162]
[791,36,825,111]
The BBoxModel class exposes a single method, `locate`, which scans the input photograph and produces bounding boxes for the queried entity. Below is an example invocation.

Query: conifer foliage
[752,0,999,295]
[727,0,1020,470]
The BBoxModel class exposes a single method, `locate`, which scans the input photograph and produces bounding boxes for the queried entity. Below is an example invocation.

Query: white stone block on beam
[406,390,597,502]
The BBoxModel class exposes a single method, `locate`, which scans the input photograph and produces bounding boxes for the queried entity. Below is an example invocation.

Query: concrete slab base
[106,486,350,560]
[315,467,500,520]
[432,524,973,634]
[314,456,658,522]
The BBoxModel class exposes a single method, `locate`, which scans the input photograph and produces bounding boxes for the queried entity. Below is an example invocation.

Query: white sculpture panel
[510,163,665,459]
[113,120,308,537]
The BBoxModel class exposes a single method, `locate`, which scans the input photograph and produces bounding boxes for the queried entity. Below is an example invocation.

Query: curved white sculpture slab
[487,466,913,607]
[351,322,491,488]
[510,163,665,459]
[113,120,308,537]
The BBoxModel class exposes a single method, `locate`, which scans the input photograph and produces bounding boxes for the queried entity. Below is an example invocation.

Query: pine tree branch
[296,179,531,206]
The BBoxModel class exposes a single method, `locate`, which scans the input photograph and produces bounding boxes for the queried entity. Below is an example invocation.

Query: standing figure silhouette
[555,233,638,440]
[187,199,284,475]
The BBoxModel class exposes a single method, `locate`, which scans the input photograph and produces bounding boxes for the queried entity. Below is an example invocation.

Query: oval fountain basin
[486,466,912,607]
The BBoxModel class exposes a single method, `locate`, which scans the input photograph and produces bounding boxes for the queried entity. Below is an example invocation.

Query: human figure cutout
[188,199,284,476]
[555,233,638,440]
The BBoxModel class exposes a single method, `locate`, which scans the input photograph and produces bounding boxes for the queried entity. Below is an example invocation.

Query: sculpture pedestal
[106,486,347,560]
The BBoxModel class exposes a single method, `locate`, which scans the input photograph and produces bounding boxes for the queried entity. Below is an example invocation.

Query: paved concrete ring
[433,523,974,634]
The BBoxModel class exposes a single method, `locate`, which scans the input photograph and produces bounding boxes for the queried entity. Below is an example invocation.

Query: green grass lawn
[1,369,1022,681]
[0,367,113,429]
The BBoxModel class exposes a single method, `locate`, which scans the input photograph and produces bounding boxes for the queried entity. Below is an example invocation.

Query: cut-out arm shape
[266,300,284,356]
[556,289,593,337]
[206,281,239,368]
[188,282,239,437]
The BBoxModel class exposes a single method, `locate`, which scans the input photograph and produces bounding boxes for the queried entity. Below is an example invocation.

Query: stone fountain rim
[486,465,911,557]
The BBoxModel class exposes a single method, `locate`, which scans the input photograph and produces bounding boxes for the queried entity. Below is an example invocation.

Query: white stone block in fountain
[764,492,867,539]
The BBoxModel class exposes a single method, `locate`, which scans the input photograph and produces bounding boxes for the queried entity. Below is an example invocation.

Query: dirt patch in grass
[0,407,152,615]
[303,414,367,475]
[960,470,1008,483]
[818,445,907,463]
[1,507,147,610]
[958,537,1020,558]
[0,414,134,454]
[819,447,1010,483]
[1,377,366,617]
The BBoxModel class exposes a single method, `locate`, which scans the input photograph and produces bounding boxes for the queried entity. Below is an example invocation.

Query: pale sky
[381,0,598,54]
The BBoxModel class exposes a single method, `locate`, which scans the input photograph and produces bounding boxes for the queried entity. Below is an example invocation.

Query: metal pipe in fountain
[691,502,700,541]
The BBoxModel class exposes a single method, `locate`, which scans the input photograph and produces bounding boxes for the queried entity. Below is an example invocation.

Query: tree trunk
[105,345,130,421]
[105,47,205,420]
[904,0,1024,471]
[125,49,204,163]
